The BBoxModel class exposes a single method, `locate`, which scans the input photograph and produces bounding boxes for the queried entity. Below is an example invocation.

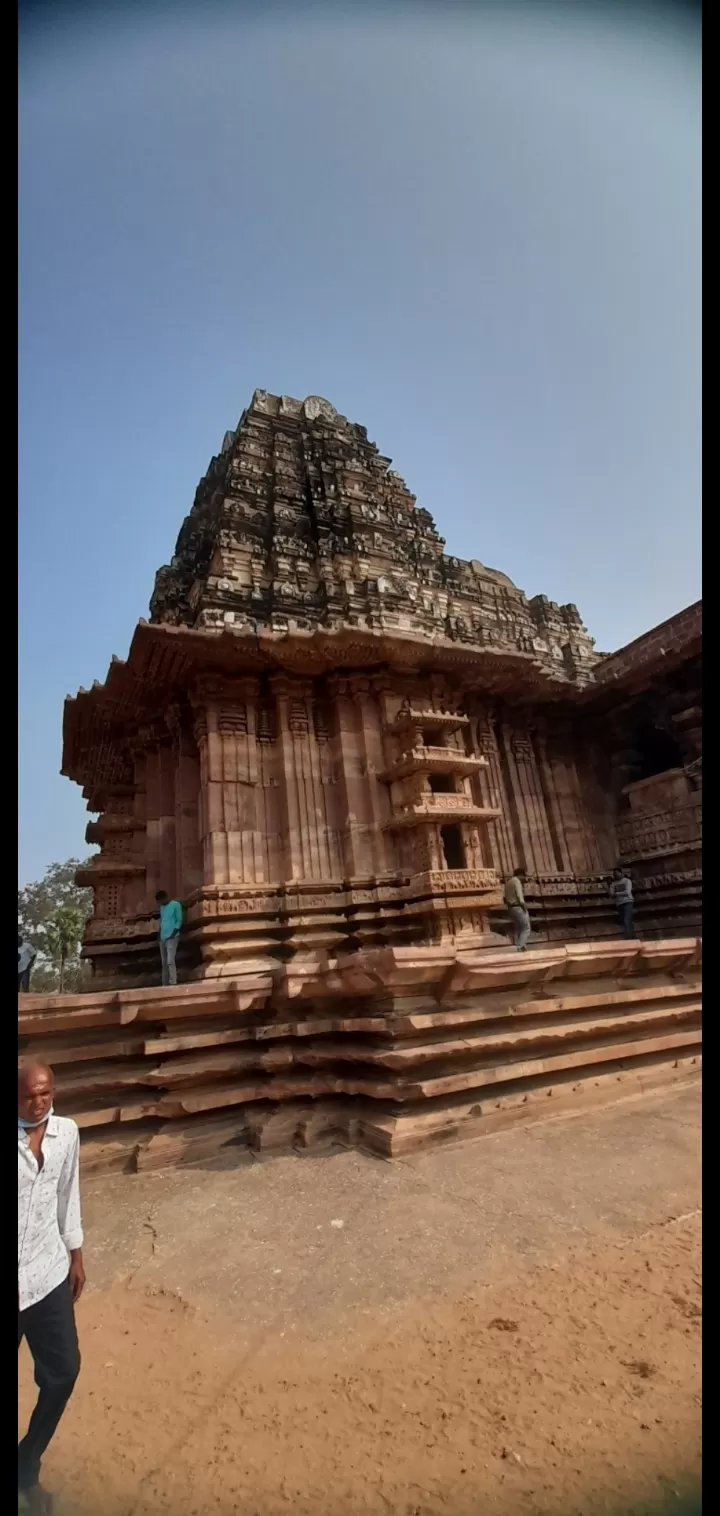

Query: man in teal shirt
[155,891,183,985]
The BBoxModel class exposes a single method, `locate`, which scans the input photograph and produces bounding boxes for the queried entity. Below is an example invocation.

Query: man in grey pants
[609,868,636,938]
[504,868,531,951]
[155,890,183,985]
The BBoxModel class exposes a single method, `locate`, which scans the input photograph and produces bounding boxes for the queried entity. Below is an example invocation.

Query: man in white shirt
[18,1062,85,1514]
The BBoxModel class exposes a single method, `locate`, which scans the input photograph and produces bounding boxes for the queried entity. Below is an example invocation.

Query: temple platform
[18,937,701,1174]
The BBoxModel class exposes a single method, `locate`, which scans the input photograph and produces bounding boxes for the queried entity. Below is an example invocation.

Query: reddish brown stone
[59,390,701,984]
[18,938,701,1173]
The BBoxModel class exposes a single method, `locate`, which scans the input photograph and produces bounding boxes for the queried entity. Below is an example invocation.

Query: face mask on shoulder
[18,1107,54,1131]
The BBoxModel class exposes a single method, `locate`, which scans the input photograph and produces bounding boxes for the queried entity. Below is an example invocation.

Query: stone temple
[33,391,699,1171]
[62,390,701,983]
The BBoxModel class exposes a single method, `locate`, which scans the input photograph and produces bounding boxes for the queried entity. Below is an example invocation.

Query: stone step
[19,936,702,1172]
[76,1049,702,1175]
[360,1051,703,1155]
[62,1017,700,1128]
[50,996,699,1105]
[19,978,699,1072]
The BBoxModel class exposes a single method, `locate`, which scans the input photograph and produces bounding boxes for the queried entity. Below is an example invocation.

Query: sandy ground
[19,1085,701,1516]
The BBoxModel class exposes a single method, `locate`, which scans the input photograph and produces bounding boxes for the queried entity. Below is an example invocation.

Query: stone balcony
[378,745,489,782]
[407,866,500,897]
[385,796,501,829]
[386,707,469,735]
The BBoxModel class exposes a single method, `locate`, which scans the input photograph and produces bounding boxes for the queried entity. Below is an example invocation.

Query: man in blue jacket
[155,891,183,985]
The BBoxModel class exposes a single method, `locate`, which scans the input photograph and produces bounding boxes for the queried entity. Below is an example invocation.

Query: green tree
[18,859,93,994]
[45,904,87,993]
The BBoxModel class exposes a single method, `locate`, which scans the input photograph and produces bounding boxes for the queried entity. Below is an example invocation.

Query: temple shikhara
[21,391,700,1171]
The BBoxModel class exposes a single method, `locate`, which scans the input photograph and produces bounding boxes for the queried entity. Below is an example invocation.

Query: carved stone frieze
[616,806,702,863]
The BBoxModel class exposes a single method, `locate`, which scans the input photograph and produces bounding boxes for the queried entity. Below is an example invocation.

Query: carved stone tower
[63,390,614,984]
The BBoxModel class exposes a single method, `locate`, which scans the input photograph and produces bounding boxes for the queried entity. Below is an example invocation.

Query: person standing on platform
[610,867,636,938]
[155,890,183,985]
[504,867,532,951]
[18,935,37,993]
[18,1061,85,1514]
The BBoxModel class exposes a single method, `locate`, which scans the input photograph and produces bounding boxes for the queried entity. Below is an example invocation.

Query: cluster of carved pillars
[88,678,616,927]
[464,704,612,879]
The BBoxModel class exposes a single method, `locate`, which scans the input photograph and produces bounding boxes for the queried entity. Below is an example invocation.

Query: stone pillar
[573,728,618,874]
[326,673,372,877]
[471,710,515,877]
[238,677,268,883]
[532,720,572,873]
[158,743,177,896]
[255,688,283,883]
[191,682,266,886]
[313,693,344,880]
[548,719,601,874]
[166,705,203,900]
[132,751,148,905]
[463,824,485,872]
[141,736,160,903]
[270,674,304,883]
[351,676,388,875]
[283,679,325,880]
[191,701,220,885]
[140,725,177,901]
[671,704,702,773]
[510,726,556,875]
[216,684,263,885]
[495,719,535,873]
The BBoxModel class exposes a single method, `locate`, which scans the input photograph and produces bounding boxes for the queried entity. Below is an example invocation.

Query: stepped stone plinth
[18,937,701,1174]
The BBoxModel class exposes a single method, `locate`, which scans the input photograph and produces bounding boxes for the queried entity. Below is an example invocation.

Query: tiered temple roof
[149,390,597,671]
[63,390,600,797]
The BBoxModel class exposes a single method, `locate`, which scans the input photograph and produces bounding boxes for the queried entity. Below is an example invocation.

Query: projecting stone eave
[580,599,702,706]
[61,616,587,798]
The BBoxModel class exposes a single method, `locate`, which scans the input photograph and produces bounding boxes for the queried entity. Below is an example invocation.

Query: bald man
[18,1063,85,1514]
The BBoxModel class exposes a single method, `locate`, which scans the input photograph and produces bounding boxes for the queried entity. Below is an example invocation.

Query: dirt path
[20,1210,700,1516]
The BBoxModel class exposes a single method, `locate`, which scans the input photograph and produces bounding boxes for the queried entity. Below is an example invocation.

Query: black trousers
[18,1278,81,1490]
[18,968,31,992]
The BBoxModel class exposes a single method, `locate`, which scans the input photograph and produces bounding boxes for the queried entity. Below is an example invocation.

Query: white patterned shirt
[18,1114,84,1311]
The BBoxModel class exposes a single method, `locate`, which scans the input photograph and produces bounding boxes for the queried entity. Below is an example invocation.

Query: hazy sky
[19,0,701,883]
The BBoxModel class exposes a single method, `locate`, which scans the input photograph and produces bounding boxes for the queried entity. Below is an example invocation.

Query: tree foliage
[18,859,93,993]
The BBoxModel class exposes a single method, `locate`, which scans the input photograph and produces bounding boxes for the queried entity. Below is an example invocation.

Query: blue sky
[19,1,701,884]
